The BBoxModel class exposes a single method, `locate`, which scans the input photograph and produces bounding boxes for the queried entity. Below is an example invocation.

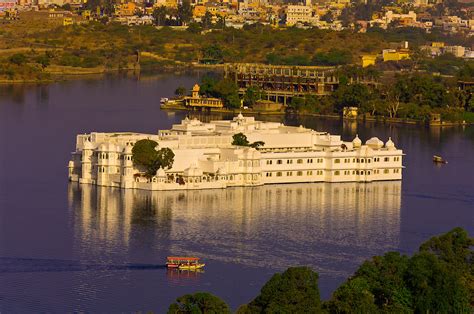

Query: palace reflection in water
[68,181,401,277]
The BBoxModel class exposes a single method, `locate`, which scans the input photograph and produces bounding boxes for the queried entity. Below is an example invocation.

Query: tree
[406,252,470,313]
[325,228,473,313]
[153,6,168,26]
[9,53,27,66]
[243,86,264,107]
[232,133,249,146]
[332,83,371,112]
[201,45,224,64]
[174,86,187,96]
[177,0,192,26]
[187,22,202,34]
[201,11,213,29]
[155,147,175,170]
[324,277,378,313]
[35,54,51,69]
[168,292,231,314]
[241,267,321,313]
[131,139,174,177]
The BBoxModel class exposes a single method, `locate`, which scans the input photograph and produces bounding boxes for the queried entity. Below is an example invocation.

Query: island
[68,114,403,190]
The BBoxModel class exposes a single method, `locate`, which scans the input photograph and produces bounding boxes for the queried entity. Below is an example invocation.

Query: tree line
[167,227,473,313]
[191,67,473,123]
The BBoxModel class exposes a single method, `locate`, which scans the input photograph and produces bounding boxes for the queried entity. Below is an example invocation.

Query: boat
[166,256,205,270]
[160,97,169,104]
[433,155,448,164]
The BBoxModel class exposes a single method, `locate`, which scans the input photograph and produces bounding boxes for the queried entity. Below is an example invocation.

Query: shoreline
[160,104,473,127]
[1,64,471,127]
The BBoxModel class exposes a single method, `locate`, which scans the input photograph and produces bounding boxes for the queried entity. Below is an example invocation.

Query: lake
[1,73,473,312]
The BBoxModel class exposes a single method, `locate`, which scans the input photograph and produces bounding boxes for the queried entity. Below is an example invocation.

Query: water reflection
[69,181,401,276]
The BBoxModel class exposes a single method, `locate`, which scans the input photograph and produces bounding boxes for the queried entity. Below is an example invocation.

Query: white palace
[68,114,404,190]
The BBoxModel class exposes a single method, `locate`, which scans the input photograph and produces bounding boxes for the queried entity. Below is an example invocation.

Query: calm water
[1,73,473,312]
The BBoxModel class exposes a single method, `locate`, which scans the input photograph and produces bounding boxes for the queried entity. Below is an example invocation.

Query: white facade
[69,114,404,190]
[285,4,318,26]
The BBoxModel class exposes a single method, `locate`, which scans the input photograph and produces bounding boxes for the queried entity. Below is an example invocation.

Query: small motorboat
[433,155,448,164]
[160,97,169,104]
[166,256,205,270]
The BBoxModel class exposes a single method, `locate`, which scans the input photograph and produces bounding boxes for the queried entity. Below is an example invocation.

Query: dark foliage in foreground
[168,228,473,313]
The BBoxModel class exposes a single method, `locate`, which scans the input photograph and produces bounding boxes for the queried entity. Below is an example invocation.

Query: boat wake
[0,257,166,274]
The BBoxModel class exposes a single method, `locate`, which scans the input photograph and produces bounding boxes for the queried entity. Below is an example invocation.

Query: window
[266,160,272,165]
[307,171,313,175]
[297,159,303,164]
[334,159,340,164]
[266,172,272,177]
[384,157,390,162]
[277,160,283,164]
[394,169,400,173]
[361,159,365,163]
[307,159,313,163]
[297,171,303,176]
[394,157,400,162]
[335,171,340,175]
[317,170,323,175]
[361,171,364,175]
[368,159,371,163]
[287,160,293,164]
[353,158,356,163]
[317,158,323,163]
[287,171,293,176]
[384,169,389,174]
[276,172,282,177]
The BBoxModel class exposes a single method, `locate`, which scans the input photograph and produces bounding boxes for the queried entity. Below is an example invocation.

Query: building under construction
[224,63,380,105]
[224,63,340,105]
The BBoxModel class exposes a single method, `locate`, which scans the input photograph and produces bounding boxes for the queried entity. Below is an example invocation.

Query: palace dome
[385,137,396,150]
[352,134,362,148]
[365,137,384,149]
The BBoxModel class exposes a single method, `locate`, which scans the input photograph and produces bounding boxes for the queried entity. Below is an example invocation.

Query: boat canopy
[167,256,200,261]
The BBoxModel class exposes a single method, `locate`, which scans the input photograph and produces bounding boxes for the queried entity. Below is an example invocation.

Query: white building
[285,0,318,26]
[68,114,404,190]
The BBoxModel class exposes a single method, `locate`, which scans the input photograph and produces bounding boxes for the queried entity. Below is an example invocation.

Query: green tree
[177,0,192,26]
[242,267,321,313]
[175,86,187,96]
[406,252,470,313]
[243,86,264,107]
[153,6,168,26]
[35,54,51,69]
[201,45,224,64]
[325,228,473,313]
[213,79,240,108]
[332,83,371,112]
[167,292,231,314]
[131,139,174,177]
[232,133,249,146]
[155,147,175,170]
[324,277,378,313]
[9,53,27,66]
[187,22,202,34]
[201,11,213,29]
